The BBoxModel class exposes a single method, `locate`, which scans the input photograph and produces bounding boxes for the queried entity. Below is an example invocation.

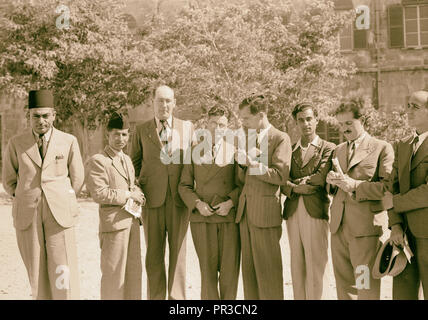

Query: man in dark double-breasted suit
[179,106,241,300]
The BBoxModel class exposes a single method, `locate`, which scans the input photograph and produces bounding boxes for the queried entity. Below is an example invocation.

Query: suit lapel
[301,139,322,168]
[23,130,42,168]
[105,146,128,181]
[42,128,60,169]
[348,134,372,170]
[124,154,134,186]
[146,118,163,151]
[411,137,428,171]
[292,144,303,168]
[398,136,413,194]
[337,143,348,173]
[204,140,230,182]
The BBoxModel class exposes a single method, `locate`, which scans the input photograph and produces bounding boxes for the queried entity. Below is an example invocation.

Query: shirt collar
[415,131,428,144]
[155,116,173,130]
[107,145,124,158]
[348,131,366,148]
[33,126,53,142]
[293,135,320,152]
[257,123,272,141]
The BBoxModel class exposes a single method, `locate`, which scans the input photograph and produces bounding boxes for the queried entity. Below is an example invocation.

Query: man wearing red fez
[2,89,85,299]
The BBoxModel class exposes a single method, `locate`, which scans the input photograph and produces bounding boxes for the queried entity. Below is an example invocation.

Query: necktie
[347,140,355,167]
[159,120,171,155]
[38,134,47,160]
[412,135,420,157]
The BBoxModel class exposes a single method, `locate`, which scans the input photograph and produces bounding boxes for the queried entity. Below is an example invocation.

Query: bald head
[409,91,428,109]
[153,85,176,120]
[407,90,428,134]
[154,85,175,99]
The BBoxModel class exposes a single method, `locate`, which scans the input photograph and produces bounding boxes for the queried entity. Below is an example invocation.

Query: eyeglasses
[407,102,421,110]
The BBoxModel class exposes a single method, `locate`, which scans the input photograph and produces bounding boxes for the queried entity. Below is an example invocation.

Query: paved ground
[0,184,393,300]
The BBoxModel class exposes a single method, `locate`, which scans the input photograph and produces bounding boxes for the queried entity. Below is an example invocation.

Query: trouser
[239,210,283,300]
[331,220,381,300]
[99,218,142,300]
[392,228,428,300]
[142,184,189,300]
[191,222,240,300]
[15,194,80,300]
[286,197,329,300]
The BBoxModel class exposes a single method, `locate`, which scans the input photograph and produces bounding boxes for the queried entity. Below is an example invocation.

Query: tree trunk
[73,117,90,165]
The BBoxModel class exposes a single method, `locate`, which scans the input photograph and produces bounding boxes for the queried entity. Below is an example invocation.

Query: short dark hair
[238,94,267,115]
[292,103,318,120]
[208,105,229,119]
[334,98,364,119]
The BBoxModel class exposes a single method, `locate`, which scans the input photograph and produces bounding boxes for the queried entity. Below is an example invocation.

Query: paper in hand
[332,157,344,177]
[123,198,142,219]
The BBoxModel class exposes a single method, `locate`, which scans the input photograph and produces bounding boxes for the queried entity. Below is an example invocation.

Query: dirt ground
[0,183,393,300]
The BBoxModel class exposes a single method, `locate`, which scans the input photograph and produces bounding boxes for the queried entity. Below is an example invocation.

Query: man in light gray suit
[2,89,84,299]
[86,112,146,300]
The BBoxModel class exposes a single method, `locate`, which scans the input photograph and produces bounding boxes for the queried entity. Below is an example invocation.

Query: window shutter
[388,6,404,48]
[354,29,367,49]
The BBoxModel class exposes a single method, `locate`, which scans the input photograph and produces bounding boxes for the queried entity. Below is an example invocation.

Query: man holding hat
[86,112,145,300]
[387,90,428,299]
[2,89,84,299]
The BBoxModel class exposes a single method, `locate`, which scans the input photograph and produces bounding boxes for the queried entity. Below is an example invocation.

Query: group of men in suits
[3,86,428,300]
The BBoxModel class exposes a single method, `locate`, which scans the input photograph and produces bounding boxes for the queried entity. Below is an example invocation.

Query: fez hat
[372,239,409,279]
[107,112,130,130]
[28,90,54,109]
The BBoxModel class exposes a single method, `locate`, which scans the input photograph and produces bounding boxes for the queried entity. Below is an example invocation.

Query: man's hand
[390,224,405,247]
[326,171,343,186]
[196,200,215,217]
[213,199,234,216]
[293,184,319,195]
[335,175,358,193]
[130,188,146,205]
[382,191,394,210]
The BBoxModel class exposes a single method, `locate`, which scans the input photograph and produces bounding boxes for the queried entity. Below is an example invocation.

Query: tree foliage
[144,0,356,130]
[0,0,409,158]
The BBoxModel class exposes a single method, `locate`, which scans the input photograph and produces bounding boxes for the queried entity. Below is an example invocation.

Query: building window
[388,3,428,48]
[404,5,428,47]
[339,20,368,51]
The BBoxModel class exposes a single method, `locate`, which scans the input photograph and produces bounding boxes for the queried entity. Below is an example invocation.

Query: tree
[143,0,356,132]
[0,0,156,158]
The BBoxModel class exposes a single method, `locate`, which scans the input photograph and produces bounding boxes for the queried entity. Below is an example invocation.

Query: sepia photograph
[0,0,427,305]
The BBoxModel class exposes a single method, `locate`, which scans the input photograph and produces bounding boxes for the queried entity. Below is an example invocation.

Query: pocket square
[55,155,64,160]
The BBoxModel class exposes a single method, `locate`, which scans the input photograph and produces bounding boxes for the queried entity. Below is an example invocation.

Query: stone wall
[342,0,428,109]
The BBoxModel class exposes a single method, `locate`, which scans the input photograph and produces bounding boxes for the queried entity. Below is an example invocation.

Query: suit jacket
[86,145,138,232]
[282,137,335,220]
[178,140,241,223]
[130,117,194,209]
[2,127,84,230]
[387,134,428,238]
[327,133,394,237]
[235,125,292,228]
